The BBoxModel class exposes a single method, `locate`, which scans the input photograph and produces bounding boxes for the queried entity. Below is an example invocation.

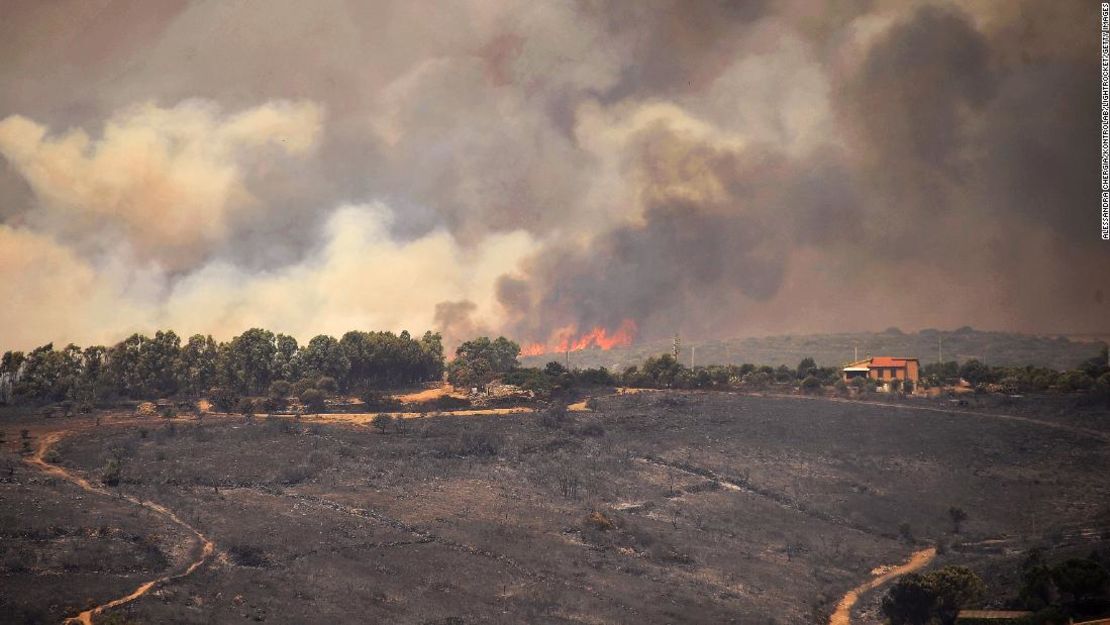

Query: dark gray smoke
[499,2,1110,344]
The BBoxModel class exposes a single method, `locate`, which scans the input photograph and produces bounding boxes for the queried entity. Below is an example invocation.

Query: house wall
[865,361,921,383]
[847,360,921,384]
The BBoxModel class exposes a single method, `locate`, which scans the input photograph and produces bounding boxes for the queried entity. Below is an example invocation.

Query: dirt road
[24,427,216,625]
[828,547,937,625]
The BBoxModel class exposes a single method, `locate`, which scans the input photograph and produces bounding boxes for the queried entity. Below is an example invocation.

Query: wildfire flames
[521,319,638,356]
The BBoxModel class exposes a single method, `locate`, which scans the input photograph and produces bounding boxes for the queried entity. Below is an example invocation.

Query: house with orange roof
[842,356,921,385]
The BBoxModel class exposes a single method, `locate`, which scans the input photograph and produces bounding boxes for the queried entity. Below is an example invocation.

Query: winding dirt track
[25,429,216,625]
[828,547,937,625]
[17,390,1104,624]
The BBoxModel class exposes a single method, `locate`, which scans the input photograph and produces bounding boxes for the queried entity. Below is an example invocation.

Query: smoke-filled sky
[0,0,1106,352]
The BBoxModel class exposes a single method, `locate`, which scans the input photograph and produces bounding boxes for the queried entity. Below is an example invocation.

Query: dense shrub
[371,413,394,433]
[300,388,326,413]
[1058,370,1094,392]
[101,458,122,486]
[881,566,985,625]
[209,387,238,413]
[800,376,822,394]
[360,389,403,412]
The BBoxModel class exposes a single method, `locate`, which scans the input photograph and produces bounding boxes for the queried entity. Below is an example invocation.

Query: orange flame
[522,319,638,356]
[521,342,547,357]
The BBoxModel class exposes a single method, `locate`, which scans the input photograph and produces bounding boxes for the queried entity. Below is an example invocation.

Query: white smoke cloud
[0,99,323,271]
[0,225,153,348]
[0,203,533,351]
[160,203,535,341]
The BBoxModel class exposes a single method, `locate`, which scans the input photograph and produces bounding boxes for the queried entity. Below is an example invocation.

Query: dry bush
[307,449,336,470]
[584,510,615,531]
[575,422,606,438]
[275,464,314,485]
[538,403,569,429]
[435,427,503,458]
[264,415,298,435]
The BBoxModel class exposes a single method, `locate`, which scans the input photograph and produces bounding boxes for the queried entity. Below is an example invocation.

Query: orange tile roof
[869,357,917,368]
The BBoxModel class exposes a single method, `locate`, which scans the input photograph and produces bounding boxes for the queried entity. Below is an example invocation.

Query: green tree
[316,376,338,396]
[372,413,393,433]
[300,335,350,385]
[339,330,444,390]
[1079,344,1110,379]
[1051,558,1110,611]
[300,388,325,413]
[1096,371,1110,397]
[73,345,111,404]
[796,357,818,379]
[1019,549,1056,609]
[774,365,795,383]
[744,370,772,390]
[927,566,985,624]
[268,380,292,400]
[418,331,446,380]
[800,375,822,394]
[272,334,301,381]
[1058,370,1094,392]
[14,343,82,402]
[177,335,219,398]
[137,330,181,397]
[224,329,278,394]
[106,334,147,398]
[958,359,993,386]
[882,574,935,625]
[447,336,520,387]
[882,566,985,625]
[641,353,684,388]
[209,387,239,413]
[923,361,960,386]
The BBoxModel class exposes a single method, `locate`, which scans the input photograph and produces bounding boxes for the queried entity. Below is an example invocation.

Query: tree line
[0,328,445,405]
[921,348,1110,393]
[4,330,1108,407]
[491,349,1110,399]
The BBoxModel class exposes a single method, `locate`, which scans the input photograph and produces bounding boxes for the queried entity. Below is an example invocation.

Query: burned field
[2,392,1108,625]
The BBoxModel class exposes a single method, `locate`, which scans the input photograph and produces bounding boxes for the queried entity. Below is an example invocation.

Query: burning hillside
[521,319,638,356]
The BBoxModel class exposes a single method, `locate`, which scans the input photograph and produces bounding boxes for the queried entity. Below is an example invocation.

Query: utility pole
[565,349,570,369]
[938,335,943,364]
[673,333,681,360]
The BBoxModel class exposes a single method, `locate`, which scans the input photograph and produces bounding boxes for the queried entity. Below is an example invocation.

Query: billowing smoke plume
[0,0,1105,351]
[498,1,1108,346]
